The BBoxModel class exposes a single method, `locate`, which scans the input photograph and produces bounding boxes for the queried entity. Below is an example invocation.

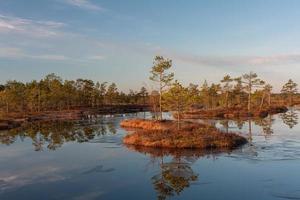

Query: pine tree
[139,87,148,105]
[241,72,265,112]
[200,80,209,109]
[149,56,174,120]
[220,75,233,109]
[106,83,118,105]
[259,84,272,110]
[163,81,190,129]
[281,79,298,106]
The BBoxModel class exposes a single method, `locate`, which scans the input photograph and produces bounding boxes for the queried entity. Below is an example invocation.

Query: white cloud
[0,47,25,58]
[64,0,105,11]
[247,54,300,65]
[0,15,65,38]
[30,54,69,61]
[0,165,65,193]
[87,55,105,60]
[0,47,107,62]
[0,47,69,61]
[145,45,300,67]
[0,20,16,31]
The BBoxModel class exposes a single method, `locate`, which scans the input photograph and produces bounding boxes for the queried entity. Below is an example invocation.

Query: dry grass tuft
[121,119,172,130]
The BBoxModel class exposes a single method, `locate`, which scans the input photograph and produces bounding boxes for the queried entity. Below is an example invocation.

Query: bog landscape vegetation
[0,56,297,118]
[0,56,298,149]
[3,1,300,200]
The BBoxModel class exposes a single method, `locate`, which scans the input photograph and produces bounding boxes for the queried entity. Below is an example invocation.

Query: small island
[121,119,247,149]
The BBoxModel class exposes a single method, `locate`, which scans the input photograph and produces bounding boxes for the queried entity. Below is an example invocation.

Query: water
[0,110,300,200]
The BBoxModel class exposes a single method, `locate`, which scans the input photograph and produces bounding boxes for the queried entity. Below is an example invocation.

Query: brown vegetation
[0,119,23,130]
[178,105,288,120]
[121,119,173,131]
[0,104,149,131]
[122,119,247,149]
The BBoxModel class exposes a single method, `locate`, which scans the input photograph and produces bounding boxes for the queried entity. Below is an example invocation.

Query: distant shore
[0,104,149,131]
[177,105,288,120]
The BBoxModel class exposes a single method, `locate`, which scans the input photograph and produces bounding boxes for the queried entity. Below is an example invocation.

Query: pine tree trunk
[225,91,229,109]
[6,101,8,114]
[177,100,180,130]
[177,110,180,130]
[248,92,251,112]
[248,81,252,112]
[289,93,293,106]
[159,92,162,120]
[260,92,266,111]
[159,73,163,120]
[248,120,252,143]
[38,88,41,112]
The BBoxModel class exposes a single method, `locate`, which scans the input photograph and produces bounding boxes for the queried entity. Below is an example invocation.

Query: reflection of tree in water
[254,115,274,139]
[248,119,253,143]
[125,145,226,200]
[236,120,245,130]
[219,119,246,133]
[232,119,245,130]
[153,160,198,200]
[219,120,230,133]
[219,120,240,133]
[107,122,117,134]
[0,119,117,151]
[280,109,299,129]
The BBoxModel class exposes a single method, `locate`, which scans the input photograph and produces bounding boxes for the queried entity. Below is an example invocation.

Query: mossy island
[121,119,247,149]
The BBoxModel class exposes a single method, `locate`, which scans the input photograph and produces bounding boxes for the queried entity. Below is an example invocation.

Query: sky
[0,0,300,92]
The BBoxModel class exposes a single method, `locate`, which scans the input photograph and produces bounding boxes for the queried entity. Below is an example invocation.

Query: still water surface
[0,110,300,200]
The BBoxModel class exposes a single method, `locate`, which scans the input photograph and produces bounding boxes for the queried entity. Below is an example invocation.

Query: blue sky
[0,0,300,91]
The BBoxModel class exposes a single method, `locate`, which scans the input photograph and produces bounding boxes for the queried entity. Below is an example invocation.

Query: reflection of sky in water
[213,109,300,162]
[0,111,300,199]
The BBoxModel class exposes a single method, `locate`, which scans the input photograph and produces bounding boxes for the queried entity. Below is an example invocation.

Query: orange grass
[122,119,247,149]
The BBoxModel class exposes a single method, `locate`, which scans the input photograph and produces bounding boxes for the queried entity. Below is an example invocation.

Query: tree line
[149,56,299,121]
[0,56,299,118]
[0,73,148,114]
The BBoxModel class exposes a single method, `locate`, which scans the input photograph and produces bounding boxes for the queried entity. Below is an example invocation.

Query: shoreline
[177,105,288,120]
[0,104,149,131]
